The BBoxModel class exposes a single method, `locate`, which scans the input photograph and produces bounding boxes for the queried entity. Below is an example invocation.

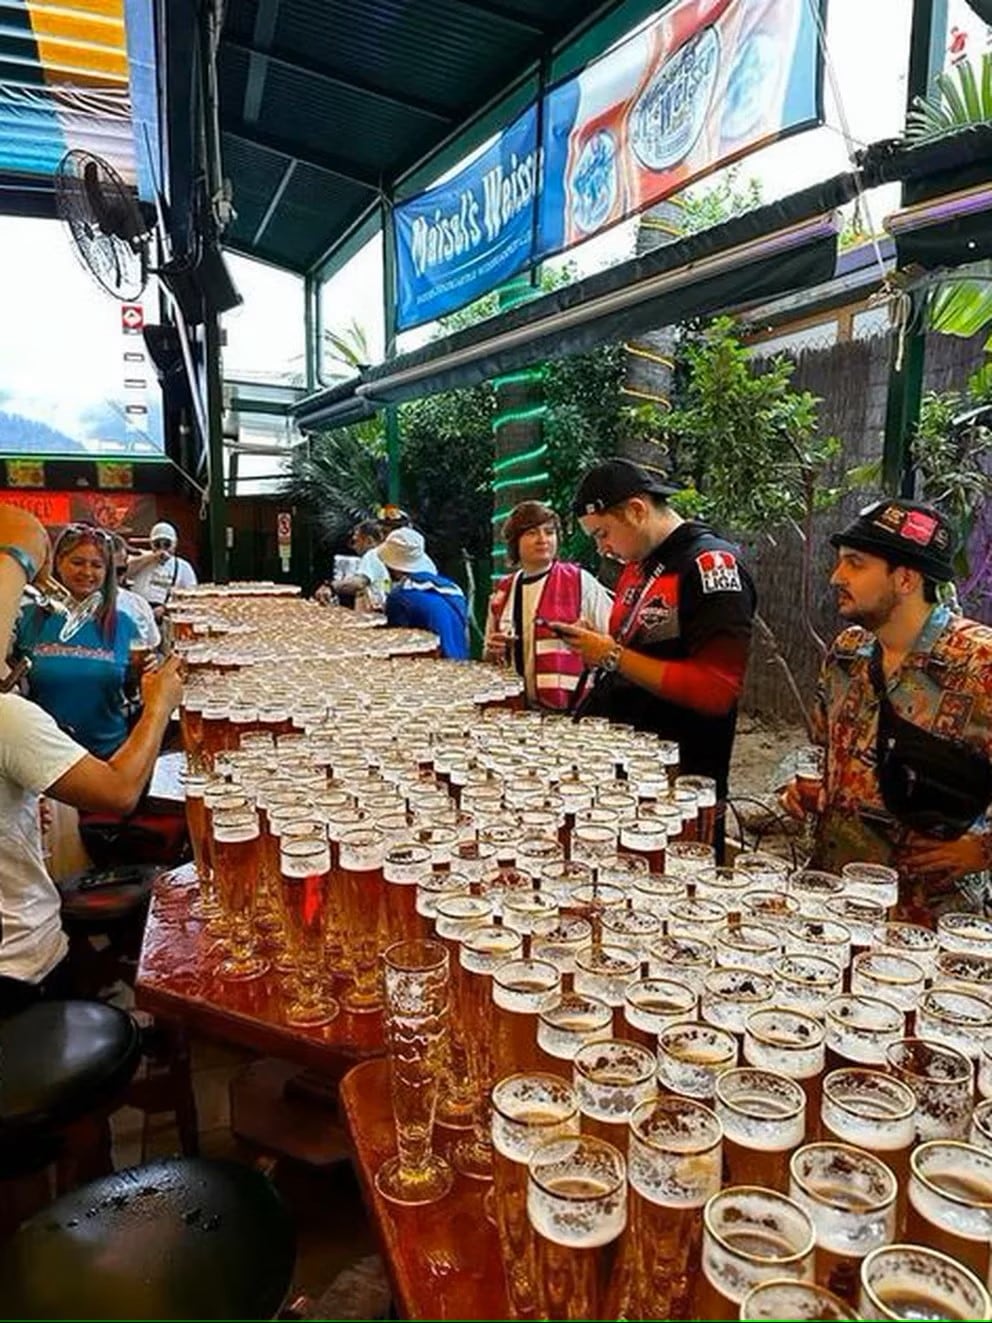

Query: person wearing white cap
[379,527,469,660]
[127,520,197,620]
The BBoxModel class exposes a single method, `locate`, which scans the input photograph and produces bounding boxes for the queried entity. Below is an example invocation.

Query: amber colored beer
[199,702,232,768]
[280,843,330,955]
[337,827,387,1014]
[184,775,208,880]
[821,1069,916,1224]
[491,959,561,1080]
[905,1140,992,1279]
[715,1068,806,1191]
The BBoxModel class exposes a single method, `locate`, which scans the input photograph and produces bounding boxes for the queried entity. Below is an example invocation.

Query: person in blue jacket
[379,527,469,660]
[12,523,139,757]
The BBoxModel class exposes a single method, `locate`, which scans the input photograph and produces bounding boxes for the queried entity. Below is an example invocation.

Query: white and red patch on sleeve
[696,549,742,594]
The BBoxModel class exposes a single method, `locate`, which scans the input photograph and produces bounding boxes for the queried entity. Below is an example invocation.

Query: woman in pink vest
[484,501,613,711]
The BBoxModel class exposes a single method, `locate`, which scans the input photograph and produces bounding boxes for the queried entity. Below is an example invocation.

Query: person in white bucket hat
[127,519,197,619]
[379,528,468,660]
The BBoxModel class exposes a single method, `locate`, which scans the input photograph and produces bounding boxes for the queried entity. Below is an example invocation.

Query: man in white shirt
[0,504,181,1016]
[113,535,160,649]
[127,520,197,621]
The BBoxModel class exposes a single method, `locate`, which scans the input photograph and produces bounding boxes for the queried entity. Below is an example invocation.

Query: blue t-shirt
[15,605,138,757]
[385,572,469,660]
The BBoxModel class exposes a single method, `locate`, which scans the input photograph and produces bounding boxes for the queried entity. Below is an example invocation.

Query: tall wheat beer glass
[695,1185,816,1319]
[527,1134,626,1320]
[490,1073,580,1319]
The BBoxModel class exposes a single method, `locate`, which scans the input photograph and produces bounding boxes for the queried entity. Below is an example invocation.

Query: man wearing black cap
[783,498,992,909]
[560,458,757,815]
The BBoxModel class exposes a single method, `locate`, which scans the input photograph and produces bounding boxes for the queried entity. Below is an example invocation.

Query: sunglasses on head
[60,524,112,548]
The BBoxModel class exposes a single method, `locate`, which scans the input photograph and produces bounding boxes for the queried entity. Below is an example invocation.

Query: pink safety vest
[488,561,586,710]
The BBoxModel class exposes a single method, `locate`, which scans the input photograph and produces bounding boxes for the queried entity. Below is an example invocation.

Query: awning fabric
[0,0,158,207]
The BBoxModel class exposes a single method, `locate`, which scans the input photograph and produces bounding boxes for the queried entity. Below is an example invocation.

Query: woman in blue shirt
[13,524,138,757]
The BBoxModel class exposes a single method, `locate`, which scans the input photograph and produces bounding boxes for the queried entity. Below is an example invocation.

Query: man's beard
[838,587,899,632]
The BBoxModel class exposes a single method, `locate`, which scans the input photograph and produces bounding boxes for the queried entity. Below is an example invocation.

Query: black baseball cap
[830,499,956,581]
[572,458,680,516]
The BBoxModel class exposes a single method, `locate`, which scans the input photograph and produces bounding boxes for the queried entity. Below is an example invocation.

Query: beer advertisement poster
[393,103,541,331]
[536,0,824,259]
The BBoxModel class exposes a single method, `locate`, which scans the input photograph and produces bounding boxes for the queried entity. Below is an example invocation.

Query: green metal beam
[881,0,949,495]
[382,194,401,504]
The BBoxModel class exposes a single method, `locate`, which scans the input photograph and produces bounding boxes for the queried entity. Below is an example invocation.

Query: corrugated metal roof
[210,0,632,275]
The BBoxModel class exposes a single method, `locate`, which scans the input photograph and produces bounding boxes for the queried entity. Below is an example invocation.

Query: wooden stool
[59,863,160,995]
[0,1157,297,1318]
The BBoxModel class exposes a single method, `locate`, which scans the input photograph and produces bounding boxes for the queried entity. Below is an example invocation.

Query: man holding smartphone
[562,458,756,820]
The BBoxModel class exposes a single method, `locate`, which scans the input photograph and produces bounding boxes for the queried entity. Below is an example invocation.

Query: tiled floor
[109,1031,384,1313]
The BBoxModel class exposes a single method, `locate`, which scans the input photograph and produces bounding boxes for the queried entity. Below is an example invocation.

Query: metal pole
[304,273,318,392]
[204,311,229,580]
[881,0,948,495]
[382,192,401,504]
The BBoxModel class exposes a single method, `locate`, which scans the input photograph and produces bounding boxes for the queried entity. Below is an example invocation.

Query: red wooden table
[135,864,384,1077]
[339,1058,508,1320]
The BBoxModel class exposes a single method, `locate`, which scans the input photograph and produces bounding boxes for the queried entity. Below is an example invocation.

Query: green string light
[492,469,549,492]
[491,367,546,389]
[492,403,548,430]
[491,507,513,523]
[493,442,549,473]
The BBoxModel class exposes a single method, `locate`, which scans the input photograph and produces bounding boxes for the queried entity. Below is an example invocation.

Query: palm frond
[284,427,386,544]
[906,53,992,139]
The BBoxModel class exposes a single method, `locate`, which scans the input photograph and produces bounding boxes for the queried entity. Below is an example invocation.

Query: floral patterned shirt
[811,605,992,904]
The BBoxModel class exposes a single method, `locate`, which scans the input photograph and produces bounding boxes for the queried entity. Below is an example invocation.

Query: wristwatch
[600,642,623,673]
[0,544,38,581]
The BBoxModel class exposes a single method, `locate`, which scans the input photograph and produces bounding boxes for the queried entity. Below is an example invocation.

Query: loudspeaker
[143,324,185,380]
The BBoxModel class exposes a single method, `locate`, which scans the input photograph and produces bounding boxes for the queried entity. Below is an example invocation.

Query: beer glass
[841,861,899,911]
[567,883,624,938]
[886,1038,973,1142]
[695,865,748,907]
[527,1134,627,1320]
[211,808,268,980]
[433,893,494,1132]
[675,774,718,844]
[742,889,802,930]
[789,1142,897,1303]
[179,688,207,774]
[826,896,886,951]
[454,924,523,1181]
[740,1278,857,1320]
[972,1097,992,1151]
[916,985,992,1060]
[337,826,387,1014]
[657,1021,737,1101]
[934,949,992,996]
[571,823,618,871]
[695,1186,816,1320]
[491,1073,581,1319]
[668,896,729,944]
[665,840,716,880]
[382,842,432,948]
[745,1007,825,1127]
[414,870,469,934]
[375,939,454,1206]
[821,1070,916,1204]
[648,934,714,996]
[701,967,775,1038]
[539,860,593,908]
[623,977,696,1049]
[937,912,992,957]
[631,872,684,918]
[572,944,640,1024]
[858,1243,992,1321]
[619,1095,722,1319]
[618,819,667,873]
[183,772,213,914]
[530,915,593,981]
[785,918,852,972]
[201,782,252,933]
[773,953,844,1018]
[598,854,649,894]
[279,835,338,1027]
[872,922,939,982]
[906,1139,992,1278]
[851,951,926,1014]
[789,869,845,919]
[536,993,612,1076]
[502,890,559,943]
[734,851,791,888]
[492,958,561,1079]
[598,907,662,962]
[572,1039,657,1146]
[823,995,904,1071]
[715,920,781,974]
[714,1067,806,1191]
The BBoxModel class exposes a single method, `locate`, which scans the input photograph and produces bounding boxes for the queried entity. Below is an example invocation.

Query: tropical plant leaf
[906,53,992,139]
[927,267,992,337]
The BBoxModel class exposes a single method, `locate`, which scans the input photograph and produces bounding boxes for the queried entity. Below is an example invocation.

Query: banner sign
[392,0,822,330]
[394,103,540,331]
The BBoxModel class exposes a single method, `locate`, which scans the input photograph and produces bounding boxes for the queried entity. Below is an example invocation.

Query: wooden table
[135,864,384,1078]
[339,1058,508,1320]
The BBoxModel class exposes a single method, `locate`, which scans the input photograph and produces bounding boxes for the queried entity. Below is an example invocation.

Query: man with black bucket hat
[782,497,992,915]
[562,458,757,847]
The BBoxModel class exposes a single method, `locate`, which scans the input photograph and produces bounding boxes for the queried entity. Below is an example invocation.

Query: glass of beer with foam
[715,1067,806,1191]
[858,1243,992,1321]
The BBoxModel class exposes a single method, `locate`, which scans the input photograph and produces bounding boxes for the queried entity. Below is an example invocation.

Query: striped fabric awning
[0,0,158,198]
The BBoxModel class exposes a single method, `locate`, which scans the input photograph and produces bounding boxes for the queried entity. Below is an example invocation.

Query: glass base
[340,986,383,1015]
[435,1093,476,1130]
[283,998,339,1028]
[375,1152,454,1206]
[452,1134,494,1182]
[216,954,270,981]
